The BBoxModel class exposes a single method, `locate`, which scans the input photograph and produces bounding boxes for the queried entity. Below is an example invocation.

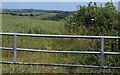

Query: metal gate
[0,32,120,69]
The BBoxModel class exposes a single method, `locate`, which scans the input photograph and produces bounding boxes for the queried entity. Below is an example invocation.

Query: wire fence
[0,32,120,69]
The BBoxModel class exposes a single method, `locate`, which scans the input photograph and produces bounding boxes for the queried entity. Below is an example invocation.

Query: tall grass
[2,14,64,34]
[2,14,120,73]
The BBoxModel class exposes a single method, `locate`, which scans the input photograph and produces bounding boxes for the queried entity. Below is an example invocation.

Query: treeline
[2,12,45,16]
[9,13,37,16]
[42,12,71,21]
[2,9,72,21]
[2,9,74,13]
[2,9,73,16]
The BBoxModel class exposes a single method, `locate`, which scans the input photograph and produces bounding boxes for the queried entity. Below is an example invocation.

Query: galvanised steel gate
[0,32,120,69]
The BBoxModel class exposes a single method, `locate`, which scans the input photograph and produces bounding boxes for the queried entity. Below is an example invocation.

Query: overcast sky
[2,2,119,11]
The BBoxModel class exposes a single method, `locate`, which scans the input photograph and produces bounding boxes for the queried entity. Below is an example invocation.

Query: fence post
[13,34,17,63]
[101,37,104,68]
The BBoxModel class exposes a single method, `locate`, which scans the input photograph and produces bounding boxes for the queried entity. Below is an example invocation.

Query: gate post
[13,34,17,63]
[101,37,104,68]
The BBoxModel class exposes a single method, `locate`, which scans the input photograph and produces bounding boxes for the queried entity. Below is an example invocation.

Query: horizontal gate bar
[1,47,120,55]
[0,32,120,39]
[1,61,120,69]
[1,32,120,69]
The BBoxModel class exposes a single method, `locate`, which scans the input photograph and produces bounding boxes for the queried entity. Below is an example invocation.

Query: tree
[64,2,119,36]
[63,2,120,71]
[19,14,23,16]
[118,12,120,50]
[30,13,34,16]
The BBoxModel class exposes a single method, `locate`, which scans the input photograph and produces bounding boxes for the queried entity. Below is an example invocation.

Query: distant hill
[2,9,75,21]
[2,9,75,13]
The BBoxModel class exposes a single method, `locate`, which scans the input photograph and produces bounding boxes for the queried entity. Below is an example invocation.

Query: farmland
[2,12,88,73]
[2,14,64,34]
[1,8,120,73]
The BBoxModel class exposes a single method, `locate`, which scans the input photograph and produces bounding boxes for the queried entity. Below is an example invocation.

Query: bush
[30,13,34,16]
[63,2,120,70]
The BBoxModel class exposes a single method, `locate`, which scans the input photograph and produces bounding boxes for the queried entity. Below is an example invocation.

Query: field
[2,12,120,73]
[2,14,64,34]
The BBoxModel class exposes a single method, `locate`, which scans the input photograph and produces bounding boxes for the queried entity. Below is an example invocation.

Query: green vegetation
[64,2,119,36]
[2,2,120,73]
[64,2,120,51]
[2,9,71,21]
[2,14,64,34]
[64,1,120,72]
[42,12,70,21]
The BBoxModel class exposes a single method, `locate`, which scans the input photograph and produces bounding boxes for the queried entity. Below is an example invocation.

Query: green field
[2,14,64,34]
[2,14,120,73]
